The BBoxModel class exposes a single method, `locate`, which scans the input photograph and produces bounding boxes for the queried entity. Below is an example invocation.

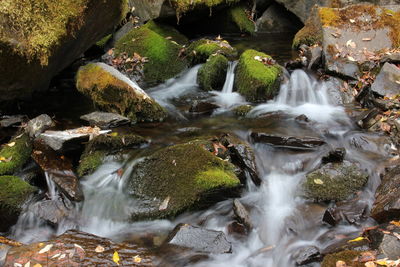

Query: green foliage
[235,49,281,102]
[0,175,35,213]
[0,134,32,175]
[115,25,187,84]
[228,6,255,35]
[197,54,228,91]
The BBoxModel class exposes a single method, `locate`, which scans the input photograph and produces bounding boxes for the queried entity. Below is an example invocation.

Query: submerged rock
[303,161,369,202]
[232,105,253,117]
[233,199,252,230]
[165,224,232,254]
[0,0,128,102]
[371,62,400,97]
[197,54,229,91]
[0,133,32,176]
[250,132,325,150]
[5,230,155,266]
[371,166,400,223]
[127,142,241,220]
[80,111,131,129]
[25,114,54,138]
[235,49,282,102]
[0,175,35,232]
[76,63,167,123]
[189,100,219,115]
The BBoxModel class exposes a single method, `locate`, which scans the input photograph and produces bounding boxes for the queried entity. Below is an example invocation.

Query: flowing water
[9,65,395,266]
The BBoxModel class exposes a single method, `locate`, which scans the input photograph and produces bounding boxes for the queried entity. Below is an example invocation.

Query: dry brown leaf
[362,38,372,41]
[336,260,348,267]
[95,245,105,253]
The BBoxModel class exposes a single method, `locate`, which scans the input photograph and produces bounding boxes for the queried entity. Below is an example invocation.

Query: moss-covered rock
[144,20,189,46]
[303,161,368,202]
[127,142,241,220]
[0,0,128,101]
[235,49,282,102]
[76,62,167,123]
[0,175,36,232]
[0,133,32,176]
[228,5,256,35]
[115,23,188,84]
[187,38,237,64]
[232,105,253,117]
[292,7,323,49]
[169,0,240,19]
[77,133,146,176]
[197,54,229,91]
[321,250,364,267]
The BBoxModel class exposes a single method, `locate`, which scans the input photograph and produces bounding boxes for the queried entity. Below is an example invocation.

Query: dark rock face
[80,112,130,129]
[321,148,346,164]
[32,140,83,202]
[5,230,155,266]
[256,3,302,33]
[0,115,26,128]
[250,132,325,150]
[165,224,232,254]
[322,198,368,226]
[371,63,400,97]
[292,246,321,265]
[371,166,400,223]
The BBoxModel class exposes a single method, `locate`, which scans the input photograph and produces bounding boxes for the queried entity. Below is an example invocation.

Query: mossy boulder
[197,54,229,91]
[0,0,128,102]
[227,5,256,35]
[321,250,364,267]
[144,20,189,46]
[169,0,240,19]
[235,49,282,102]
[127,142,241,220]
[76,62,167,123]
[78,133,147,176]
[115,22,188,85]
[0,133,32,176]
[0,175,36,232]
[303,161,368,202]
[232,105,253,117]
[187,38,237,64]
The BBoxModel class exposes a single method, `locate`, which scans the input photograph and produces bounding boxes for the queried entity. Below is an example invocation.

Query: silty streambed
[8,65,395,266]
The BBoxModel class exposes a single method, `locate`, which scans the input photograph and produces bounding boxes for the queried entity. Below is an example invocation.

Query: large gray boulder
[371,63,400,97]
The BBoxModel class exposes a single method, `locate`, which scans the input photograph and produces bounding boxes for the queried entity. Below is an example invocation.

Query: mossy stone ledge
[197,54,229,91]
[187,38,237,64]
[0,133,32,176]
[76,62,167,123]
[228,5,256,35]
[127,142,241,220]
[235,49,282,102]
[114,22,188,85]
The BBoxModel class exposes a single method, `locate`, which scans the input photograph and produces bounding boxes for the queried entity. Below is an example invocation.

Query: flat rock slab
[5,230,155,266]
[371,62,400,97]
[166,224,232,254]
[250,132,325,150]
[0,115,26,128]
[80,111,130,129]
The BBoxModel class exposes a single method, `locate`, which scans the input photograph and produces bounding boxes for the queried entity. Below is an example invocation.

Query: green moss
[144,21,188,46]
[170,0,240,18]
[187,39,237,64]
[128,143,241,219]
[95,34,112,49]
[232,104,253,117]
[77,151,106,177]
[76,63,167,122]
[235,49,282,102]
[304,162,369,202]
[197,54,228,91]
[0,134,32,175]
[321,250,364,267]
[0,175,35,213]
[115,26,187,84]
[293,23,322,49]
[228,6,255,35]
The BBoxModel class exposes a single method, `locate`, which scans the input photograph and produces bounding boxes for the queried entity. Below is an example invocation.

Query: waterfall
[222,61,238,93]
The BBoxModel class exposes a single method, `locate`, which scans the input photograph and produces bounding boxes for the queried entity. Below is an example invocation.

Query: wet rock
[25,114,54,138]
[32,139,83,202]
[127,142,241,220]
[76,62,167,122]
[0,0,128,102]
[307,46,323,70]
[250,132,325,150]
[0,175,35,232]
[322,198,368,226]
[187,38,237,64]
[256,3,302,33]
[38,126,109,152]
[165,224,232,254]
[371,63,400,97]
[189,100,219,114]
[29,199,72,225]
[235,49,282,102]
[5,229,155,266]
[233,199,252,230]
[295,114,310,123]
[293,246,321,265]
[80,111,130,129]
[379,234,400,260]
[0,133,32,176]
[78,133,147,176]
[365,223,400,260]
[304,160,368,202]
[355,108,380,129]
[232,105,253,117]
[197,54,228,91]
[371,166,400,223]
[0,115,25,128]
[321,148,346,164]
[227,221,247,236]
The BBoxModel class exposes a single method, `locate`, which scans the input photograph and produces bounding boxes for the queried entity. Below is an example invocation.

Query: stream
[7,44,395,266]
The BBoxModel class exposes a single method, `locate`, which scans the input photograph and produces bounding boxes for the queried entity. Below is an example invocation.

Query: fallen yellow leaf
[133,255,142,263]
[348,236,366,243]
[314,179,324,185]
[7,142,15,147]
[390,221,400,227]
[113,251,120,265]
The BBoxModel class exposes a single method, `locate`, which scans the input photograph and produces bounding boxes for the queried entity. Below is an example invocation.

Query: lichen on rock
[197,54,229,91]
[235,49,282,102]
